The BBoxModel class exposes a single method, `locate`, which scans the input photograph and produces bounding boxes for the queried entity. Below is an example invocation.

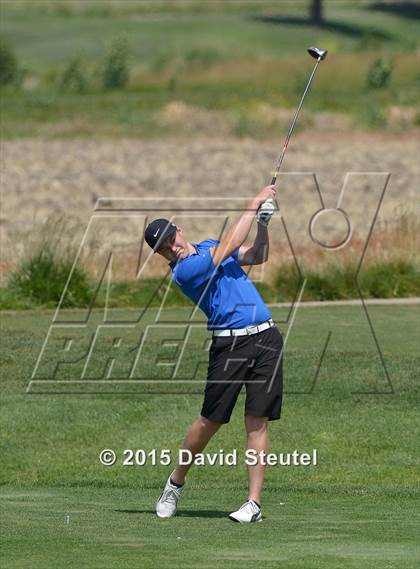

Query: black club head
[307,46,328,61]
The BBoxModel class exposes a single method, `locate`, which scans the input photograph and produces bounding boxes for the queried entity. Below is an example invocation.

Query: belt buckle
[246,324,258,335]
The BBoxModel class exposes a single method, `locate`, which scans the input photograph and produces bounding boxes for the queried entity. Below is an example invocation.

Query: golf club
[270,46,327,186]
[257,46,327,224]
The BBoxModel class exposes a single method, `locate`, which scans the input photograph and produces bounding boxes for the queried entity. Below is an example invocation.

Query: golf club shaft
[270,57,322,186]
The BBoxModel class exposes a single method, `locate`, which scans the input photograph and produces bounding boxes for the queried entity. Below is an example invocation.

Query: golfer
[144,185,283,523]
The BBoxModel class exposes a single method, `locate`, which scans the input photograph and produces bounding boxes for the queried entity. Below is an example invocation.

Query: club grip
[270,176,277,186]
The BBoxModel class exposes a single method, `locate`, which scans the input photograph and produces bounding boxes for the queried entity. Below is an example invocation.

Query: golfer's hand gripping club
[255,185,276,227]
[256,199,275,227]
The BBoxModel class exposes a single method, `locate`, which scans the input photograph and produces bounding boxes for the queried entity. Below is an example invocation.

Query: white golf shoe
[156,473,184,518]
[229,500,262,523]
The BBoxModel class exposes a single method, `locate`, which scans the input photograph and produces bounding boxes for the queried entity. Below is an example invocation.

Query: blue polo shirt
[169,239,271,330]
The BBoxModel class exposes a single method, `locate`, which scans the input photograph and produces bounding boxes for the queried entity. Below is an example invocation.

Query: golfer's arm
[211,198,260,267]
[237,222,269,265]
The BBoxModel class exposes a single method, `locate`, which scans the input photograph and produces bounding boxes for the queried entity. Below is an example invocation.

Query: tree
[310,0,323,25]
[0,38,19,86]
[102,37,130,90]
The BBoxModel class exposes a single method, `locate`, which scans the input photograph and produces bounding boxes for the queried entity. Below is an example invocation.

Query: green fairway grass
[3,2,417,70]
[1,1,418,138]
[1,304,419,566]
[2,487,419,569]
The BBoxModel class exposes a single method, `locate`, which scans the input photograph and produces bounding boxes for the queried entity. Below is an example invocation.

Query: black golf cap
[144,218,177,252]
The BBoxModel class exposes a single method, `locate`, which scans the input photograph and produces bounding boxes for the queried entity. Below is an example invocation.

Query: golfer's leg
[245,415,269,504]
[171,415,222,485]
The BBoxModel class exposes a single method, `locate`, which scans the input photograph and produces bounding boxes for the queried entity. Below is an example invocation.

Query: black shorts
[201,325,283,424]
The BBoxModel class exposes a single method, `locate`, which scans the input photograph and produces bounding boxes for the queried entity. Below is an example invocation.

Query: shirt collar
[168,243,199,269]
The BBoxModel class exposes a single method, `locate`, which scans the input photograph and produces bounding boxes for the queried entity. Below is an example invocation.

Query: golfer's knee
[197,415,222,432]
[245,415,268,434]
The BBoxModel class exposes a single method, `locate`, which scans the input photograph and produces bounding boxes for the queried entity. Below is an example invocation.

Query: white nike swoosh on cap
[153,228,160,238]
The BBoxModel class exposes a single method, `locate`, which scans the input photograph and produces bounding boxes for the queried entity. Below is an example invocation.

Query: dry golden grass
[2,133,418,286]
[83,211,419,283]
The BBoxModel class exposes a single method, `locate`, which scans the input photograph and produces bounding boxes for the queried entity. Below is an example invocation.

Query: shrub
[0,38,19,86]
[358,260,420,298]
[273,260,420,301]
[102,37,130,90]
[356,96,387,129]
[8,248,91,307]
[60,58,88,93]
[7,218,92,308]
[366,58,393,89]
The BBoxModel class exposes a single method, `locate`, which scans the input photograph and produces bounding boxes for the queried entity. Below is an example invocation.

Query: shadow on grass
[367,1,420,20]
[115,508,228,518]
[252,14,391,39]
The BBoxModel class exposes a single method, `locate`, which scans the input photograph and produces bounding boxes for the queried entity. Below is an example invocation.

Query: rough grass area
[1,305,419,567]
[2,259,419,310]
[2,205,419,309]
